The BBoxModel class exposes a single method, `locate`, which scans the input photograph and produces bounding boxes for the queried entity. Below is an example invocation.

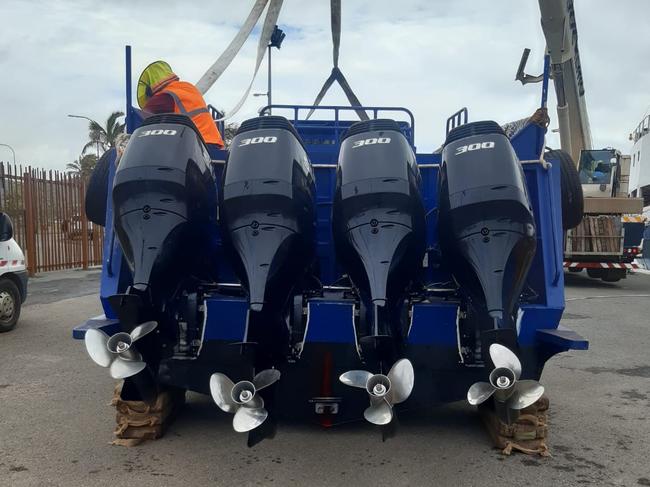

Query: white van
[0,212,28,332]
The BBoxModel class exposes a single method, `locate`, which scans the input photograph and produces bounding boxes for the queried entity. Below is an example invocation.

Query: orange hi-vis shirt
[148,80,224,148]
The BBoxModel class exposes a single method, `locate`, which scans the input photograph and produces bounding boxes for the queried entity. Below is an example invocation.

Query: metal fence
[0,161,103,275]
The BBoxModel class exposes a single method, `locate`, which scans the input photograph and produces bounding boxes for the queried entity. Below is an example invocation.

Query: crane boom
[538,0,592,163]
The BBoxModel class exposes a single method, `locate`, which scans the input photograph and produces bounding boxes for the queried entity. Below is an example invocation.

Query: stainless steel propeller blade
[130,321,158,342]
[466,344,544,422]
[467,381,495,406]
[210,373,238,413]
[387,359,414,404]
[85,329,112,367]
[340,370,373,389]
[209,369,280,433]
[339,359,415,426]
[339,370,372,389]
[253,369,281,390]
[364,397,393,425]
[83,322,158,380]
[233,404,269,433]
[489,343,522,379]
[109,356,147,379]
[507,380,545,410]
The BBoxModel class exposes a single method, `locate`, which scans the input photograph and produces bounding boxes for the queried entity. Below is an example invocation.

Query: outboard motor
[332,119,425,357]
[113,114,219,306]
[438,121,536,336]
[220,116,316,358]
[85,114,220,402]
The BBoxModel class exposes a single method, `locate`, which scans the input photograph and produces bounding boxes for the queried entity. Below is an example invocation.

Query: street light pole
[0,143,16,165]
[67,114,100,158]
[266,26,285,115]
[268,43,272,113]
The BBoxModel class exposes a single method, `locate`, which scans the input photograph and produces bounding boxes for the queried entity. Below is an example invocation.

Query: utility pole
[267,43,272,110]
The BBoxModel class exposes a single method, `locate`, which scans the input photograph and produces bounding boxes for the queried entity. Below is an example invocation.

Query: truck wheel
[546,149,583,230]
[0,279,21,332]
[586,268,604,279]
[601,269,625,282]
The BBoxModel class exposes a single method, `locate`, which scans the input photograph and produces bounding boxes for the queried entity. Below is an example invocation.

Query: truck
[566,149,645,281]
[517,0,645,282]
[0,211,28,332]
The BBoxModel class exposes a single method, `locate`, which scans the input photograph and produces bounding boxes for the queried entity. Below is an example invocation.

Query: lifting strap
[196,0,366,121]
[306,0,369,121]
[195,0,283,120]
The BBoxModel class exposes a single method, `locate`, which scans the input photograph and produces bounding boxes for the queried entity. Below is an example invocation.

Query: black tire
[0,279,21,332]
[546,149,584,230]
[586,268,604,279]
[601,269,625,282]
[85,149,115,227]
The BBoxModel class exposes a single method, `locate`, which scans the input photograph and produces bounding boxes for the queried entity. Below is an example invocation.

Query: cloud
[0,0,648,168]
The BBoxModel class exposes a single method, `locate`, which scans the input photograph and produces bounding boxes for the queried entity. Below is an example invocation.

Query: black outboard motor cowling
[333,119,425,354]
[438,121,536,332]
[220,116,316,355]
[113,115,219,304]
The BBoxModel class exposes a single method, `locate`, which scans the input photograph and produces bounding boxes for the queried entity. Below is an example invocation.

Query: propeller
[339,359,414,426]
[209,369,280,433]
[84,321,158,379]
[467,343,544,416]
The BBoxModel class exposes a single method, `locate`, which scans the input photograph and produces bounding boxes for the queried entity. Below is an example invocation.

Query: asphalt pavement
[1,271,650,486]
[25,268,101,306]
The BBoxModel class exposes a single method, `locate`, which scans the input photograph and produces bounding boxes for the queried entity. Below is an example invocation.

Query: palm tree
[223,122,240,149]
[82,111,125,155]
[66,153,98,179]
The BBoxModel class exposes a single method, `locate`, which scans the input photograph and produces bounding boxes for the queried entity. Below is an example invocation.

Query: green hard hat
[137,60,177,109]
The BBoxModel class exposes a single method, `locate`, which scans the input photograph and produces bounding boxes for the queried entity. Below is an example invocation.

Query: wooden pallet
[478,396,551,457]
[109,382,186,446]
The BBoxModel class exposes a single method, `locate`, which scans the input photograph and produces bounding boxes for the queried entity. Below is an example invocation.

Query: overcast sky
[1,0,649,169]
